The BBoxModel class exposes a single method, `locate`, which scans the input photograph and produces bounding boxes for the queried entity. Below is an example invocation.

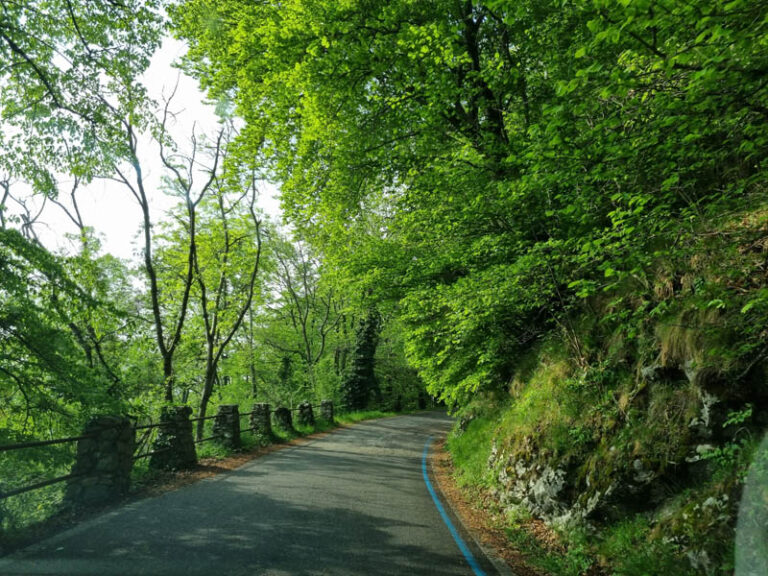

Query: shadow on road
[2,413,466,576]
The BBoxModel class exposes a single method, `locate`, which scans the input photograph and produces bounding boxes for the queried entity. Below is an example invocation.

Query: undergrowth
[447,325,763,575]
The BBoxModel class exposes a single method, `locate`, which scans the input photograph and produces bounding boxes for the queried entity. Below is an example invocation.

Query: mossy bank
[447,207,768,575]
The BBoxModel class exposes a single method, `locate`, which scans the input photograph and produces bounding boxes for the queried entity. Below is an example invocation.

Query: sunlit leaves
[175,0,768,404]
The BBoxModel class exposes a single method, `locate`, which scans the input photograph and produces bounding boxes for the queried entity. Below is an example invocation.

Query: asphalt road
[0,412,498,575]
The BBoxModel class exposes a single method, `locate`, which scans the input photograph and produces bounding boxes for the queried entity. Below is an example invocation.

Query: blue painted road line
[422,436,488,576]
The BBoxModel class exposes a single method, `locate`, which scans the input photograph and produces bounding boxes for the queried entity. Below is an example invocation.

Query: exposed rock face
[149,406,197,471]
[320,400,334,422]
[689,388,720,440]
[491,444,579,525]
[485,371,745,571]
[250,403,272,443]
[213,404,241,449]
[297,402,315,427]
[66,416,134,507]
[274,407,294,431]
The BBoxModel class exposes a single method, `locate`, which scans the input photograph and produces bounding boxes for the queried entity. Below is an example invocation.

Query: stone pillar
[274,407,294,431]
[149,406,197,471]
[65,416,134,507]
[297,402,315,427]
[250,403,272,442]
[320,400,335,422]
[213,404,241,449]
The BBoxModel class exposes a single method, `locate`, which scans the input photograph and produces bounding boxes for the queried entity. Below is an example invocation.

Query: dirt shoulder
[429,437,545,576]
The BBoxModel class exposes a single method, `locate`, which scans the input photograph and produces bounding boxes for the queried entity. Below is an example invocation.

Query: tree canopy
[2,2,767,571]
[173,0,768,403]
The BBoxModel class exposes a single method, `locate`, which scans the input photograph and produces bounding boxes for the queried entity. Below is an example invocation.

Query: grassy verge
[337,409,395,424]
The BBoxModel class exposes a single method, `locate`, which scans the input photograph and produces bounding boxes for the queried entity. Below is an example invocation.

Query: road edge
[427,438,518,576]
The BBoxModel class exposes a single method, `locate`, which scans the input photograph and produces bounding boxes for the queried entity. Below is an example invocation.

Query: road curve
[1,412,497,575]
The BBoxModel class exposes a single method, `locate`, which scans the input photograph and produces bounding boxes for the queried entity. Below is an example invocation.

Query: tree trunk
[163,355,174,402]
[196,360,216,441]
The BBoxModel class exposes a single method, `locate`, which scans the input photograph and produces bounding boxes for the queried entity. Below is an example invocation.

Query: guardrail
[0,400,338,508]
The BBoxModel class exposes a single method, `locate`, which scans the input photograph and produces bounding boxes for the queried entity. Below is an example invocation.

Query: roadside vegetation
[2,1,766,573]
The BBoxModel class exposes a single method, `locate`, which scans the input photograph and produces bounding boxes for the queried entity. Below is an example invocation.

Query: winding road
[0,412,499,575]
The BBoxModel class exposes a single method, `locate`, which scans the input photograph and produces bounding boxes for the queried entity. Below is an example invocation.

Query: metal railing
[132,419,173,461]
[0,432,94,500]
[0,471,85,500]
[0,401,339,501]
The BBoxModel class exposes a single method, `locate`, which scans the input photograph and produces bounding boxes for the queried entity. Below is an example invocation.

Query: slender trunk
[249,309,258,398]
[163,355,174,402]
[196,360,216,441]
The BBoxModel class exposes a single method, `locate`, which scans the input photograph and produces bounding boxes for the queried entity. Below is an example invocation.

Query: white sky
[29,37,282,261]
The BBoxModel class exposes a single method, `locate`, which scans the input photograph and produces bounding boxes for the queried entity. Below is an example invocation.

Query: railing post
[65,416,134,507]
[320,400,335,423]
[297,402,315,427]
[213,404,241,449]
[274,407,294,431]
[250,403,272,443]
[150,406,197,470]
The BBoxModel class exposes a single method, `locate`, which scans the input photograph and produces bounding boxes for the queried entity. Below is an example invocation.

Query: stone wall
[250,403,272,444]
[297,402,315,427]
[65,416,134,508]
[274,407,294,431]
[62,401,336,506]
[320,400,334,422]
[213,404,241,449]
[150,406,197,471]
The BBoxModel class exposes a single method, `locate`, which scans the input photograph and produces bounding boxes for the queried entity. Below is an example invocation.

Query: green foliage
[2,0,766,570]
[0,229,123,433]
[597,515,691,576]
[375,314,425,412]
[341,308,381,410]
[172,6,768,572]
[335,410,394,425]
[446,415,497,488]
[503,517,593,576]
[0,0,163,187]
[173,0,768,408]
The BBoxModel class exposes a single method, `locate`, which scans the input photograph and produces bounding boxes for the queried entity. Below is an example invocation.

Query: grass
[336,409,395,424]
[596,515,692,576]
[446,415,497,487]
[503,520,593,576]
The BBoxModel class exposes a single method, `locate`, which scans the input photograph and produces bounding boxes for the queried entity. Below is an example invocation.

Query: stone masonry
[320,400,334,422]
[65,416,134,508]
[149,406,197,471]
[297,402,315,427]
[274,407,294,431]
[250,403,272,443]
[213,404,241,449]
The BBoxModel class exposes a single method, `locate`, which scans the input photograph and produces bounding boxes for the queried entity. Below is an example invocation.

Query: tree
[0,227,119,435]
[112,102,223,403]
[189,164,264,440]
[174,0,768,405]
[0,0,163,191]
[341,308,381,411]
[262,238,341,397]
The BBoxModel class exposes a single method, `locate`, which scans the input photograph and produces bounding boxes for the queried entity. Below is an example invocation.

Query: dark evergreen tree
[341,309,380,410]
